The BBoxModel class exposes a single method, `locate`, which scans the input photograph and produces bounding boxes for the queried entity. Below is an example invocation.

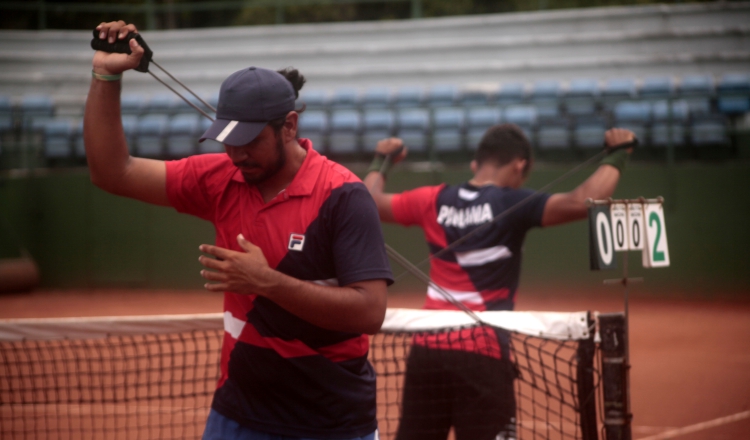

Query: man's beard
[241,133,287,186]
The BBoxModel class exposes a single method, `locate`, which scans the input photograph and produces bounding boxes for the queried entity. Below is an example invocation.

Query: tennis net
[0,309,611,440]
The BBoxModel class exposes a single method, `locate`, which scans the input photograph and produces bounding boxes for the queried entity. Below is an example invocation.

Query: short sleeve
[391,184,445,227]
[329,183,394,286]
[165,154,231,222]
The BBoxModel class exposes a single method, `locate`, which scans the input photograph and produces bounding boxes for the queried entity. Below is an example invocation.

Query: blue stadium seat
[361,87,391,109]
[300,89,328,111]
[330,88,359,109]
[460,88,493,107]
[143,94,176,116]
[639,77,675,100]
[328,109,361,154]
[20,94,54,128]
[529,80,561,120]
[72,120,85,157]
[716,73,750,115]
[0,95,12,138]
[166,114,199,157]
[573,116,607,149]
[394,87,423,108]
[172,94,213,116]
[42,119,72,158]
[601,78,636,110]
[465,106,501,150]
[361,109,395,153]
[121,93,145,116]
[650,100,689,147]
[679,75,714,115]
[427,85,458,108]
[613,101,651,144]
[298,110,328,152]
[135,115,168,157]
[503,105,537,143]
[690,115,730,147]
[563,79,600,117]
[197,117,223,154]
[537,117,570,150]
[396,108,430,153]
[432,107,465,152]
[497,83,525,106]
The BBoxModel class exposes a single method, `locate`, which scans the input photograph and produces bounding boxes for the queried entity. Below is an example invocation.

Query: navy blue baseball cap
[200,67,296,146]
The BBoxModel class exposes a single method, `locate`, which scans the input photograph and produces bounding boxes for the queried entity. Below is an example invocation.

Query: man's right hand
[92,21,144,75]
[375,137,408,164]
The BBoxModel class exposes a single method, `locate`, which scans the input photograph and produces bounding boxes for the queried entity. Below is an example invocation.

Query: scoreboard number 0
[588,205,616,270]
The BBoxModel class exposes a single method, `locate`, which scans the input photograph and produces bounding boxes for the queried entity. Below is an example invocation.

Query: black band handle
[606,138,639,153]
[90,29,153,73]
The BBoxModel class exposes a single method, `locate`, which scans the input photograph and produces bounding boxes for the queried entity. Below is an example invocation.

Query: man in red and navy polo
[364,126,633,440]
[86,21,393,440]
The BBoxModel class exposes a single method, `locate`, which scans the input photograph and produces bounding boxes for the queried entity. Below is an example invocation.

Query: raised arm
[363,137,407,223]
[84,20,169,206]
[541,128,634,227]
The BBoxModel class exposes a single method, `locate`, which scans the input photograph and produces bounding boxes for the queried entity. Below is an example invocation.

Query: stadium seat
[42,119,72,158]
[563,79,600,117]
[716,73,750,115]
[393,87,423,108]
[431,107,465,152]
[529,80,561,120]
[460,88,493,107]
[135,115,169,157]
[19,94,54,128]
[121,93,145,116]
[650,100,689,147]
[573,116,607,149]
[497,83,525,106]
[361,87,391,109]
[361,109,395,153]
[330,88,359,109]
[537,117,571,150]
[601,78,636,110]
[166,114,200,157]
[197,117,223,154]
[503,105,537,143]
[395,108,430,153]
[613,101,651,144]
[465,106,501,150]
[679,75,714,115]
[143,94,176,116]
[300,89,328,111]
[690,115,730,147]
[639,77,675,100]
[328,109,361,154]
[298,110,328,152]
[427,85,458,108]
[172,94,213,117]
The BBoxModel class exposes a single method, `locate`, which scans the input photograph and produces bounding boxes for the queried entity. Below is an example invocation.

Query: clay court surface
[1,287,748,440]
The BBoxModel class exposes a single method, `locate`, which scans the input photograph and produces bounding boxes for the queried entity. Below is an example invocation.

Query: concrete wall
[2,162,748,297]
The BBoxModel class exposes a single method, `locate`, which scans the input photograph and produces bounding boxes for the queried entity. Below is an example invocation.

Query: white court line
[636,410,750,440]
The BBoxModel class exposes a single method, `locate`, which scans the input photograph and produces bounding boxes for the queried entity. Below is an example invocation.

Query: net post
[577,312,599,440]
[599,312,632,440]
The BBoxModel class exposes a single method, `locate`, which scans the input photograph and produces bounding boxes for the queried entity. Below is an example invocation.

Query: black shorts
[395,343,517,440]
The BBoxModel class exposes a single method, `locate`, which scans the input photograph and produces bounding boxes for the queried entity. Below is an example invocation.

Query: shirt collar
[229,138,321,198]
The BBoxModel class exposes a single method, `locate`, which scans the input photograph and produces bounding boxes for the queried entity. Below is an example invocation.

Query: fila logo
[288,233,305,251]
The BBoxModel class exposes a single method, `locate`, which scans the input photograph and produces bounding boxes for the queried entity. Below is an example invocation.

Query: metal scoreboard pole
[586,196,671,440]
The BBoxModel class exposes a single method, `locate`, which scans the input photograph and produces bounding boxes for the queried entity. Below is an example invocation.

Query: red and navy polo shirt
[165,139,393,439]
[392,182,550,312]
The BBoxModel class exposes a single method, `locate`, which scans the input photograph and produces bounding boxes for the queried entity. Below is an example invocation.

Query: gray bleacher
[0,3,748,165]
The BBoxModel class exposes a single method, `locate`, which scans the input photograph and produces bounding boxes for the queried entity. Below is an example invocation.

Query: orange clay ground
[1,287,748,440]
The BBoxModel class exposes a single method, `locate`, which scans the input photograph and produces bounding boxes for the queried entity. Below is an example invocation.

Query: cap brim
[199,119,268,146]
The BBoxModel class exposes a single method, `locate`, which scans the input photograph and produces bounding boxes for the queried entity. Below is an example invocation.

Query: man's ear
[283,111,298,142]
[515,158,528,174]
[470,160,478,174]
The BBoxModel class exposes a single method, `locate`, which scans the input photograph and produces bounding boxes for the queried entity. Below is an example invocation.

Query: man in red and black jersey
[364,125,634,440]
[87,21,392,440]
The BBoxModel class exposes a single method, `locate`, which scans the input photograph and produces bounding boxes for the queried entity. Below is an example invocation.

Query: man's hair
[475,123,533,176]
[269,67,307,131]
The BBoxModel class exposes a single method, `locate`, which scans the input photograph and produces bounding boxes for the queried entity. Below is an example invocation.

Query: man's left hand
[199,234,274,294]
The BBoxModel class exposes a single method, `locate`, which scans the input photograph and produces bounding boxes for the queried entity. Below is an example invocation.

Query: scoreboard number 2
[643,203,670,268]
